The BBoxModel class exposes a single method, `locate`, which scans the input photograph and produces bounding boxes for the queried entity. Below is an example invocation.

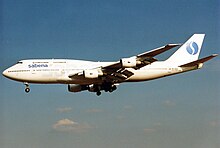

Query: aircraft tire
[96,91,101,96]
[25,88,30,93]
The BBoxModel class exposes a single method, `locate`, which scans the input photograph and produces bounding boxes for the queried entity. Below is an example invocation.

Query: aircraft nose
[2,69,9,77]
[2,67,21,81]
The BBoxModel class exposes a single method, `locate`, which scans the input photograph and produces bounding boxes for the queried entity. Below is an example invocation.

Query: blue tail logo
[186,42,199,55]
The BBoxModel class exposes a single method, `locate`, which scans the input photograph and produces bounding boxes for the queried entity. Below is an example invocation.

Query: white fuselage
[2,59,196,85]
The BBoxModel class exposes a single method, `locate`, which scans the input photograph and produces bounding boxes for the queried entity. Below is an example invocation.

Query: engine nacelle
[83,69,103,79]
[120,57,137,68]
[68,84,87,92]
[83,69,99,78]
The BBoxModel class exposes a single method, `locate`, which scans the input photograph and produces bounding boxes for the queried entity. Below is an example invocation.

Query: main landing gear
[93,83,117,96]
[24,82,30,93]
[96,91,101,96]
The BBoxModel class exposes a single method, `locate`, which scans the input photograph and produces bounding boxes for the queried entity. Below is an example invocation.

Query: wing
[69,44,181,83]
[100,44,180,82]
[103,44,181,69]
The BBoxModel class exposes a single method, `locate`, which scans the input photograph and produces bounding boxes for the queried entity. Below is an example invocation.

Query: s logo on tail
[186,42,199,55]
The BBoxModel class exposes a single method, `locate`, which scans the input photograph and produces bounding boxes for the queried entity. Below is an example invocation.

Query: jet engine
[68,84,88,92]
[120,57,137,68]
[83,69,103,78]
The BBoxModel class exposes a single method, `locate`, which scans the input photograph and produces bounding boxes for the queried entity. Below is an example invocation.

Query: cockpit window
[17,61,23,64]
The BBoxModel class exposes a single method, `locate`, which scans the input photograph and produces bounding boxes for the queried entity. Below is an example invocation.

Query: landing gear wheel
[24,82,30,93]
[109,85,117,93]
[109,89,113,93]
[96,91,101,96]
[25,88,30,93]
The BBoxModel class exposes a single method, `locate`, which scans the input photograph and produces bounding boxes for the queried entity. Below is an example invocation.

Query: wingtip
[167,43,182,47]
[212,54,218,57]
[193,33,206,36]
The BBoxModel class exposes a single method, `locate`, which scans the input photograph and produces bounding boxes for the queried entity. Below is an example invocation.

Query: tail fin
[166,34,205,66]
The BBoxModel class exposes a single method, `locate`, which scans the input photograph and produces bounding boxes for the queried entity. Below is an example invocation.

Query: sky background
[1,0,220,148]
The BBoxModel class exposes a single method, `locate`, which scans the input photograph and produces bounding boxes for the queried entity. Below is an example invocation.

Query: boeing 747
[2,34,217,96]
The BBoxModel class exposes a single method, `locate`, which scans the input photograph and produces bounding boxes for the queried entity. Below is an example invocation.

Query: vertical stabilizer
[166,34,205,66]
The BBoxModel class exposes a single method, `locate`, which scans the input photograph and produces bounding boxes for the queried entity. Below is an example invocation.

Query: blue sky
[1,0,220,148]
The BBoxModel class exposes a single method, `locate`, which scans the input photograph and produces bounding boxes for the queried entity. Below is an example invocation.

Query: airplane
[2,34,218,96]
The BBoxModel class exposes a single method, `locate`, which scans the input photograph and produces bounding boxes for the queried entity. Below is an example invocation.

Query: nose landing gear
[25,87,30,93]
[24,82,30,93]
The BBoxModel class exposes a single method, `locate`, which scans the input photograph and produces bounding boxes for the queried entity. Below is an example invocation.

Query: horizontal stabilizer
[180,54,218,67]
